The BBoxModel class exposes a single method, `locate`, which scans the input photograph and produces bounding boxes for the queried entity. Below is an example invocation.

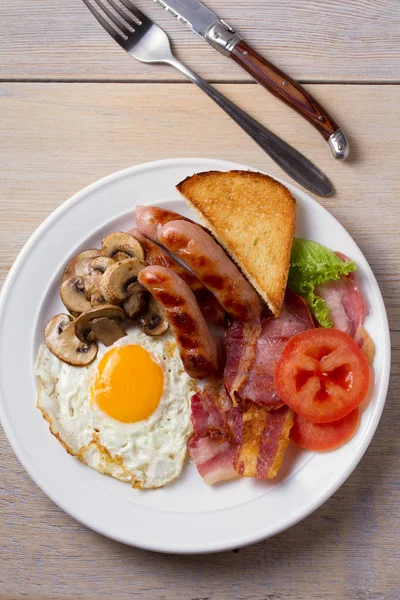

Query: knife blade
[154,0,349,160]
[155,0,217,36]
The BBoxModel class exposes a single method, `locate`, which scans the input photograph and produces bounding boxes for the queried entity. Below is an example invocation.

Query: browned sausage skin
[135,206,208,242]
[128,228,200,289]
[158,220,263,322]
[138,266,218,379]
[135,206,191,241]
[129,228,225,325]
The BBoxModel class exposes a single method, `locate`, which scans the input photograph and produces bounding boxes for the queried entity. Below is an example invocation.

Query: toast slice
[177,170,296,316]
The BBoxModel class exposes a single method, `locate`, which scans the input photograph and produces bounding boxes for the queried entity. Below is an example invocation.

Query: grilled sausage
[158,220,262,322]
[135,205,209,241]
[129,228,225,325]
[135,206,189,241]
[138,266,218,379]
[129,228,200,289]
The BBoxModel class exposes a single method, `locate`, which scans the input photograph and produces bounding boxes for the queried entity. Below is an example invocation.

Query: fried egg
[35,328,193,489]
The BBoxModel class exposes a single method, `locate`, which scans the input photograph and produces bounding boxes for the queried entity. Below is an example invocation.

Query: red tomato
[291,409,360,451]
[274,329,370,423]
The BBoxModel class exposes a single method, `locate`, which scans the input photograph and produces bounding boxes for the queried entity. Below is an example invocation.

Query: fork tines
[82,0,145,40]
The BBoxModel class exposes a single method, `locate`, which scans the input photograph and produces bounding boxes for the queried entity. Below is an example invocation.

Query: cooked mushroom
[62,249,101,283]
[60,277,92,315]
[123,281,147,318]
[90,318,127,347]
[44,314,98,366]
[139,296,169,336]
[100,257,146,305]
[85,256,115,305]
[74,305,127,347]
[101,232,145,262]
[112,251,130,262]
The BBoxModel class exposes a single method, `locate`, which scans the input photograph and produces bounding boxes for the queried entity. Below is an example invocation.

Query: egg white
[35,327,194,489]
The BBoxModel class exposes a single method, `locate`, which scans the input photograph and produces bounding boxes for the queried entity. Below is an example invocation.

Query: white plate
[0,158,390,554]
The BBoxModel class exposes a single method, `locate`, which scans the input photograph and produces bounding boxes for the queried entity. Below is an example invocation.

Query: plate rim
[0,158,391,553]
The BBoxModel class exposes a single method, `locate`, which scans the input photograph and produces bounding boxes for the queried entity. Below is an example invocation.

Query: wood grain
[0,82,399,599]
[1,83,399,328]
[231,40,340,139]
[0,0,399,82]
[0,370,399,600]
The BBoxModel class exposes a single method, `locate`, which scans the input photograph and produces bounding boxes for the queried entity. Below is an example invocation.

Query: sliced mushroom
[85,256,115,305]
[139,296,169,336]
[60,277,92,315]
[74,305,127,347]
[112,251,130,262]
[90,318,127,347]
[123,281,147,318]
[44,314,98,366]
[100,257,146,305]
[62,249,101,283]
[102,232,145,262]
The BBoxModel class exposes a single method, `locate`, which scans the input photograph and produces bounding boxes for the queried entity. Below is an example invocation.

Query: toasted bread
[177,170,296,316]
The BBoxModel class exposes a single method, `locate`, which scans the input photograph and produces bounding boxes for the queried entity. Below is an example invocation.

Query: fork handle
[167,57,332,197]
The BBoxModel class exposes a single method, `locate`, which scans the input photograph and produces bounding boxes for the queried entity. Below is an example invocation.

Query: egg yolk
[92,345,164,423]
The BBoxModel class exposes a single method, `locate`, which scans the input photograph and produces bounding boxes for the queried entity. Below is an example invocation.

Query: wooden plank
[1,83,399,328]
[0,82,399,599]
[0,0,399,82]
[0,341,398,600]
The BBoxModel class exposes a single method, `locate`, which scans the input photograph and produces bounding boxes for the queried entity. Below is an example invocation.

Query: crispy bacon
[225,292,314,408]
[187,436,237,485]
[190,389,227,439]
[239,337,286,409]
[189,388,294,484]
[214,335,227,377]
[234,405,294,479]
[224,320,261,404]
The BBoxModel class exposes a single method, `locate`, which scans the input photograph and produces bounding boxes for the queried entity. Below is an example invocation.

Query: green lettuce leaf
[288,239,357,327]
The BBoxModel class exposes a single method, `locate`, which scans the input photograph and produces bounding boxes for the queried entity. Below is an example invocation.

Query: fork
[82,0,333,196]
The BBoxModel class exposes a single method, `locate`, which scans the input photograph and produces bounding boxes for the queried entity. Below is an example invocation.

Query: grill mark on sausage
[188,353,213,372]
[201,273,225,290]
[191,254,211,269]
[130,227,227,325]
[138,265,218,379]
[222,297,252,321]
[168,311,197,335]
[156,291,184,308]
[141,272,165,286]
[177,335,198,350]
[194,289,226,325]
[130,229,206,292]
[158,220,262,322]
[164,230,188,248]
[172,269,202,292]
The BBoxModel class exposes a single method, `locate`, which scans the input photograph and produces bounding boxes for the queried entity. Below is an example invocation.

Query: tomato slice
[274,329,370,423]
[291,409,360,451]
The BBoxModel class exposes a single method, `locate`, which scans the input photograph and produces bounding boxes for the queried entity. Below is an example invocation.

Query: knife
[154,0,349,160]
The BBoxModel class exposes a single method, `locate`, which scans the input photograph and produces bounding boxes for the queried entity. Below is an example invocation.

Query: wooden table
[1,1,399,598]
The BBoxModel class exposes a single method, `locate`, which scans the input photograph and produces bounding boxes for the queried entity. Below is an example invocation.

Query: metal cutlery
[154,0,349,160]
[82,0,333,196]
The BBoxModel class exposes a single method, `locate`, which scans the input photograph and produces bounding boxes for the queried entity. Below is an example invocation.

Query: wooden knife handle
[231,40,339,140]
